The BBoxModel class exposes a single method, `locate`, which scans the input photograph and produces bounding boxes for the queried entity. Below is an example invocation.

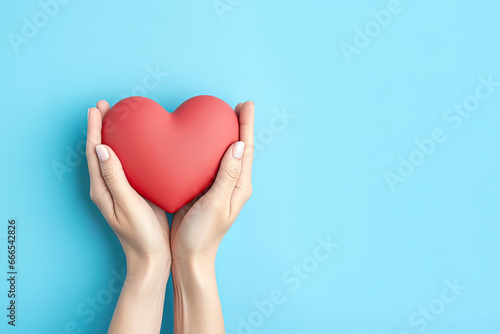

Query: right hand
[86,100,171,274]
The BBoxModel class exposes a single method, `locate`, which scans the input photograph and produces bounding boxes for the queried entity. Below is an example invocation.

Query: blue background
[1,0,499,333]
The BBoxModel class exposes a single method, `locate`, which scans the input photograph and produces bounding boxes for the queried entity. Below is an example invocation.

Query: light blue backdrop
[1,0,499,333]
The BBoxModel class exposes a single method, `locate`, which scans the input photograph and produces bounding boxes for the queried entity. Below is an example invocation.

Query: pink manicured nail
[233,141,245,159]
[95,145,109,162]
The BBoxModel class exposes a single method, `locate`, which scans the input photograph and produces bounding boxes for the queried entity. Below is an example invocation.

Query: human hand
[170,101,254,334]
[86,100,171,274]
[87,100,172,334]
[170,101,254,265]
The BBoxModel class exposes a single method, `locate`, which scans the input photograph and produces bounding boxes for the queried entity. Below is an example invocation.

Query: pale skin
[86,100,254,334]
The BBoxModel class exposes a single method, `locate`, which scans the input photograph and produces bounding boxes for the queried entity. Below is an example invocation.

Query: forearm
[108,256,170,334]
[172,255,225,334]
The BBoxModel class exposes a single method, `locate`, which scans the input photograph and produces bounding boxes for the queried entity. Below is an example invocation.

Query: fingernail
[96,145,109,162]
[233,141,245,159]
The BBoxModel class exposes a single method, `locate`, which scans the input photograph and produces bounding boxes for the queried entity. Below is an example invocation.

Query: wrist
[171,253,224,334]
[125,252,171,285]
[172,253,216,285]
[171,242,219,269]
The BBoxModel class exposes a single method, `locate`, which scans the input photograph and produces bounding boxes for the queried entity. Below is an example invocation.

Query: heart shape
[102,95,239,212]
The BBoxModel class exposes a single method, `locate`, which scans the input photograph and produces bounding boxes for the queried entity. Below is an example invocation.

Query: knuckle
[101,168,118,184]
[225,164,240,182]
[246,186,253,199]
[89,189,97,204]
[89,188,102,206]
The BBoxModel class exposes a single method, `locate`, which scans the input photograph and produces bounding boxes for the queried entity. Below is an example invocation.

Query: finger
[96,100,111,118]
[205,142,245,206]
[237,101,254,166]
[86,107,109,201]
[235,103,243,115]
[231,101,254,211]
[95,144,135,205]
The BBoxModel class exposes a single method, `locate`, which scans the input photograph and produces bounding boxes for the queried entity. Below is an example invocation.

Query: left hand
[170,101,255,265]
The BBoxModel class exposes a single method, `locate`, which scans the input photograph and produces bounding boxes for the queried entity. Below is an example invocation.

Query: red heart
[102,96,239,213]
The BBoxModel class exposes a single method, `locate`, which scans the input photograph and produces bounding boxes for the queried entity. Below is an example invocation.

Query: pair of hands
[86,99,254,333]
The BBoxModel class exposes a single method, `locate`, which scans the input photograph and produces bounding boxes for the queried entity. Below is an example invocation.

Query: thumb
[206,141,245,201]
[95,144,134,200]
